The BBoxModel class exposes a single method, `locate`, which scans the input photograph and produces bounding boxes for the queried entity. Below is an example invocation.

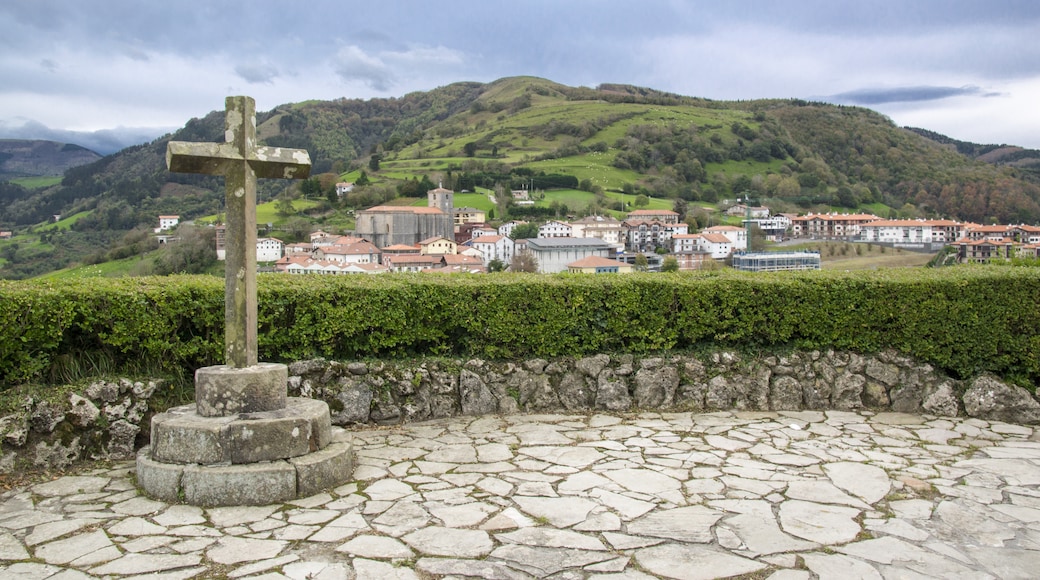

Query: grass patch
[10,175,62,189]
[780,241,935,270]
[37,211,94,231]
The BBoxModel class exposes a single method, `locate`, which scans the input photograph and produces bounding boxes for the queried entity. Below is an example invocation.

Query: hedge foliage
[2,268,1039,389]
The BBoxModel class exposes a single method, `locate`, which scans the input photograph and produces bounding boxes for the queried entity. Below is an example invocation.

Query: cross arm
[167,141,238,175]
[252,147,312,180]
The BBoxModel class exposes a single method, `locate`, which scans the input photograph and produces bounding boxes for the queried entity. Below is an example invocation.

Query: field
[9,176,62,189]
[780,241,935,270]
[37,211,93,231]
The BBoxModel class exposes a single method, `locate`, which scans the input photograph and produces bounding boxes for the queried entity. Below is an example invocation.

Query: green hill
[3,76,1040,279]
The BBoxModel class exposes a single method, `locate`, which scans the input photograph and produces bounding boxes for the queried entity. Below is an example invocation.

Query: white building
[256,238,285,262]
[470,235,515,265]
[156,215,179,233]
[859,219,964,244]
[498,220,527,238]
[701,225,747,251]
[698,233,733,259]
[538,220,573,238]
[525,238,613,273]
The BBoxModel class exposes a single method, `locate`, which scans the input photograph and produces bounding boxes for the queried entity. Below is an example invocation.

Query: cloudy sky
[2,0,1039,154]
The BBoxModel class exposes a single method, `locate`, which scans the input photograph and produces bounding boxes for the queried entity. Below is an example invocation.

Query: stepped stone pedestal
[136,363,353,506]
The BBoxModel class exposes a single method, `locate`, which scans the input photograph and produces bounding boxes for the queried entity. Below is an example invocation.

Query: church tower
[427,182,454,215]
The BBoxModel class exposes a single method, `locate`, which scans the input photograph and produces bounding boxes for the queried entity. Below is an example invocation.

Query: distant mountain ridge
[905,127,1040,174]
[0,139,102,179]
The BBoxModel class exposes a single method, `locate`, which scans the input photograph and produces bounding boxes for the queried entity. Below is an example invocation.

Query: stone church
[355,186,454,249]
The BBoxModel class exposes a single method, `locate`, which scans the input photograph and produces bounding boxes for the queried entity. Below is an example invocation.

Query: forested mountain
[0,139,101,179]
[2,76,1039,278]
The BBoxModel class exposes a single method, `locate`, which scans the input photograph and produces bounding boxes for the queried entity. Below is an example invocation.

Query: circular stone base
[150,397,332,465]
[136,428,354,506]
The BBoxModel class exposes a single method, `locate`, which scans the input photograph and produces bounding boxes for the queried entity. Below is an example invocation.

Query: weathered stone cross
[167,96,311,368]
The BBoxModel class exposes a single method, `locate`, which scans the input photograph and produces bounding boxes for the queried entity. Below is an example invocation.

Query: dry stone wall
[2,350,1039,472]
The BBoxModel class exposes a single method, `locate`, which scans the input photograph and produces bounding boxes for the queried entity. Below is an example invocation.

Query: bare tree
[510,250,539,273]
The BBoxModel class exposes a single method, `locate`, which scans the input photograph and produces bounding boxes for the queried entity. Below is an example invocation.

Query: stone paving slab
[1,410,1039,579]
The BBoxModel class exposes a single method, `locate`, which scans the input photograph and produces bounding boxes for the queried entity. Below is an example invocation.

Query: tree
[355,170,370,186]
[634,253,649,272]
[661,256,679,272]
[463,142,478,158]
[488,259,506,272]
[153,225,216,275]
[368,154,381,172]
[634,194,650,207]
[509,222,540,240]
[275,189,296,217]
[510,250,539,273]
[672,198,688,221]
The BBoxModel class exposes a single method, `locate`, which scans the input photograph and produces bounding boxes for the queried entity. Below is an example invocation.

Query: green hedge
[2,268,1039,389]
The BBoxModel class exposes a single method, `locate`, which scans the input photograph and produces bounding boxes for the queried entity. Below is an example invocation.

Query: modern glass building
[731,251,822,272]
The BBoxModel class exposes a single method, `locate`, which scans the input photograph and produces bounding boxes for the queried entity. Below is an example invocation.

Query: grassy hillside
[3,76,1040,279]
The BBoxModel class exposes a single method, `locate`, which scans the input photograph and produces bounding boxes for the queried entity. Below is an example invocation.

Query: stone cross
[167,96,311,368]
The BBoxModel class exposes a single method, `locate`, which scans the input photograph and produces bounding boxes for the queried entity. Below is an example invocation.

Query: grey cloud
[235,61,280,84]
[333,45,394,92]
[0,119,171,155]
[826,85,993,105]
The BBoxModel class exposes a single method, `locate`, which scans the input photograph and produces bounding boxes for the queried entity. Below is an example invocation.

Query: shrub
[2,268,1038,390]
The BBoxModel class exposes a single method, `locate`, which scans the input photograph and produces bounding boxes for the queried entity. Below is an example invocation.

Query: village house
[571,215,626,252]
[277,256,387,275]
[701,225,747,251]
[419,236,458,255]
[498,220,527,238]
[335,182,354,197]
[156,215,180,232]
[789,213,880,239]
[468,235,515,265]
[859,219,965,244]
[312,238,381,264]
[950,238,1016,263]
[626,209,680,224]
[284,242,314,256]
[256,237,285,262]
[469,226,498,240]
[567,256,633,274]
[671,252,714,271]
[440,254,486,273]
[538,220,573,238]
[698,233,734,259]
[744,215,791,241]
[383,253,444,273]
[0,231,12,240]
[453,207,486,230]
[726,204,770,218]
[625,219,689,253]
[382,243,421,256]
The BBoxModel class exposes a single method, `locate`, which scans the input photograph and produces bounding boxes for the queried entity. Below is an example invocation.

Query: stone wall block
[705,375,751,410]
[68,394,100,428]
[922,380,961,417]
[831,372,866,410]
[595,370,631,411]
[576,354,610,378]
[634,365,678,408]
[557,371,594,411]
[963,375,1040,424]
[460,369,498,415]
[770,375,804,410]
[865,360,900,387]
[330,382,372,425]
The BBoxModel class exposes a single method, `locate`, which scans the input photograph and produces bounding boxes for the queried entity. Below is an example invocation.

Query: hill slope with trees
[2,76,1039,279]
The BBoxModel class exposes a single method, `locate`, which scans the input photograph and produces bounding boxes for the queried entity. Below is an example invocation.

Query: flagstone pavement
[2,410,1040,579]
